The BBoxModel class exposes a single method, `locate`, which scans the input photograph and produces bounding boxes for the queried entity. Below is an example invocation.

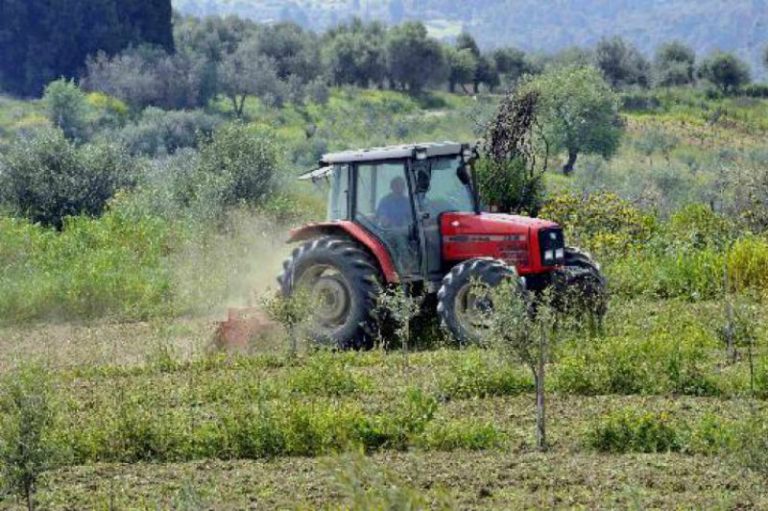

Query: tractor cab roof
[299,141,468,181]
[321,141,465,165]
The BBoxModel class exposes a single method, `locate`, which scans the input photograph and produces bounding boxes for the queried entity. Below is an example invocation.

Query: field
[2,83,768,509]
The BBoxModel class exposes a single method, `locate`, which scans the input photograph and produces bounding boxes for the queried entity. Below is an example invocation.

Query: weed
[587,408,682,454]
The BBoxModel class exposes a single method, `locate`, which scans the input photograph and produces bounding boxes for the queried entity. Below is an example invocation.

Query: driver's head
[390,176,406,196]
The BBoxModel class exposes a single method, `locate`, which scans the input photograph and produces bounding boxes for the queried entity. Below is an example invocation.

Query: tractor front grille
[539,228,565,266]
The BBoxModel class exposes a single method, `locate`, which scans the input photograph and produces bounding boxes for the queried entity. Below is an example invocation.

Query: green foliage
[0,0,174,96]
[735,414,768,476]
[594,36,651,89]
[0,210,173,322]
[697,52,751,93]
[419,419,503,451]
[653,41,696,87]
[475,157,544,215]
[540,192,656,256]
[0,128,138,229]
[0,366,60,511]
[518,66,623,174]
[437,350,533,399]
[288,354,371,396]
[587,408,681,453]
[114,107,221,156]
[196,123,279,208]
[43,79,89,141]
[385,22,447,92]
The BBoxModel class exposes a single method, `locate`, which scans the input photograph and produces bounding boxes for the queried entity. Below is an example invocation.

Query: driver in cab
[376,177,411,227]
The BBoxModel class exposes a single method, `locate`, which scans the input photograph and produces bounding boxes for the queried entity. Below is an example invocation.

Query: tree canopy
[698,52,752,93]
[519,66,623,175]
[0,0,174,96]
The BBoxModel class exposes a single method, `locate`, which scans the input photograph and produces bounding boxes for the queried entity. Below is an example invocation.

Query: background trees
[0,0,174,96]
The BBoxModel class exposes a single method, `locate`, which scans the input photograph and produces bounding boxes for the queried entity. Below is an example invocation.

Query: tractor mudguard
[287,221,400,283]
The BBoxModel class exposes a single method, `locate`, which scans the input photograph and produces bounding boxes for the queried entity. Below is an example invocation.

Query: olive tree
[218,41,286,117]
[43,79,90,141]
[698,52,751,94]
[385,22,447,93]
[594,36,651,89]
[653,41,696,87]
[519,66,623,175]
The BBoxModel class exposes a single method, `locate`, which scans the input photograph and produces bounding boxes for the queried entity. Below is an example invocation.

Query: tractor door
[352,160,422,279]
[413,155,477,284]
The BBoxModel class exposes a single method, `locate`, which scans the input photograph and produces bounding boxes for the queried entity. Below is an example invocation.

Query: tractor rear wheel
[555,247,607,319]
[437,258,525,345]
[278,236,381,349]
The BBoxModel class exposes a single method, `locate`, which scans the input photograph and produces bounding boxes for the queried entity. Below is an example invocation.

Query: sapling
[376,286,424,363]
[262,289,314,356]
[486,280,557,451]
[0,366,59,511]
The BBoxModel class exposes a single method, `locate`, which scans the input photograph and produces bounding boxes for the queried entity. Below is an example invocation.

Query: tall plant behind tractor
[274,142,605,348]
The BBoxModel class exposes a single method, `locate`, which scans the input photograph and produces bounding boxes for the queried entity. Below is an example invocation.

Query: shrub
[418,419,503,451]
[475,157,545,215]
[726,236,768,294]
[664,204,734,250]
[437,350,532,399]
[115,108,221,156]
[540,192,656,256]
[43,79,89,141]
[587,408,682,453]
[0,366,61,511]
[196,123,279,208]
[0,129,138,229]
[735,414,768,476]
[288,355,371,396]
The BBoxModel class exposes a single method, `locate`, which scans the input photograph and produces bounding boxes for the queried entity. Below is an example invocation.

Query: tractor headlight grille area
[539,228,565,266]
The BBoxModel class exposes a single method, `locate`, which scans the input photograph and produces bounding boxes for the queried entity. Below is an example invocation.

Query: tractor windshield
[421,156,476,215]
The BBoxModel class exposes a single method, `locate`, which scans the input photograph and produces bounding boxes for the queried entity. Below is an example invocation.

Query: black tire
[555,247,608,318]
[277,236,381,349]
[437,258,524,345]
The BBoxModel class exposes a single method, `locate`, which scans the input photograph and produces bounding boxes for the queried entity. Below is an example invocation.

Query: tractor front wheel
[278,236,381,349]
[437,258,524,345]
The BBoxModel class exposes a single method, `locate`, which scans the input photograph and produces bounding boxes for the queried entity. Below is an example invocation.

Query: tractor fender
[287,221,400,283]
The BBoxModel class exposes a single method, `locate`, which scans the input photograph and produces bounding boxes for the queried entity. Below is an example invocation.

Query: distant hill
[172,0,768,78]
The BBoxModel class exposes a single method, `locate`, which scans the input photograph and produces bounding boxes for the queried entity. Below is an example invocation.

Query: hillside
[172,0,768,76]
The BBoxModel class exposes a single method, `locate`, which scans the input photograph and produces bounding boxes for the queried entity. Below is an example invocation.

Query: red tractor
[278,142,605,348]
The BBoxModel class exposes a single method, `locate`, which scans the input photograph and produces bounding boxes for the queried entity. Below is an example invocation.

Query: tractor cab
[285,142,605,347]
[300,143,477,283]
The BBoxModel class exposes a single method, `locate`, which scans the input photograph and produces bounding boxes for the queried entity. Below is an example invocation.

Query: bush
[196,123,280,208]
[664,204,734,250]
[540,192,656,256]
[0,210,174,323]
[727,236,768,294]
[0,129,138,229]
[43,79,89,141]
[437,350,532,399]
[115,108,222,156]
[418,419,503,451]
[475,157,544,215]
[0,366,61,511]
[587,408,682,453]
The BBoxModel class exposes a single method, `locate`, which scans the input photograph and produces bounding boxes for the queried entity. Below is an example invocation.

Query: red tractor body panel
[288,221,400,283]
[440,212,561,275]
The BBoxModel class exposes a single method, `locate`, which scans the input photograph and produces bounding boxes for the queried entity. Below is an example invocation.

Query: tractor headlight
[544,250,554,262]
[555,248,564,260]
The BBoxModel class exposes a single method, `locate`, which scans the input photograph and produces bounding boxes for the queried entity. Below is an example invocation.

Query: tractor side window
[421,156,475,215]
[355,162,412,228]
[328,164,349,220]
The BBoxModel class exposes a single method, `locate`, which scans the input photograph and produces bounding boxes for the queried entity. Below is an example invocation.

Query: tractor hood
[440,212,563,274]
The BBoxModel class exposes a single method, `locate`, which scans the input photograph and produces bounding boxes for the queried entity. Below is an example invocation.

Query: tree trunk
[26,483,34,511]
[535,343,547,451]
[473,80,480,94]
[449,80,456,93]
[562,149,578,175]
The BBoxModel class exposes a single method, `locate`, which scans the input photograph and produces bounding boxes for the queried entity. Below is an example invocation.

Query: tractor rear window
[421,156,475,215]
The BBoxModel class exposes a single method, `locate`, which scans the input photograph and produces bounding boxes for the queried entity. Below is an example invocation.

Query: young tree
[218,41,286,117]
[594,36,651,89]
[653,41,696,87]
[43,79,90,141]
[385,22,447,93]
[698,52,751,93]
[487,280,554,451]
[446,47,477,93]
[519,66,623,175]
